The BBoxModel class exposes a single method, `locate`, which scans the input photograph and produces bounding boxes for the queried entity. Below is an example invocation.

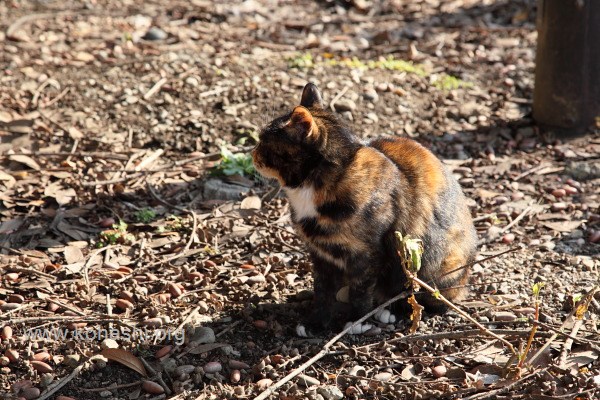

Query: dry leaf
[541,220,583,233]
[101,348,147,377]
[240,195,261,210]
[407,294,424,334]
[8,154,40,170]
[64,246,84,264]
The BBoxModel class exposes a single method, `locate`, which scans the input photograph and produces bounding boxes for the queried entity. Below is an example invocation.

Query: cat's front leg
[296,255,342,336]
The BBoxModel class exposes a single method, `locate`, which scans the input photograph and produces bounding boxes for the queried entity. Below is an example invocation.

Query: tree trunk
[533,0,600,136]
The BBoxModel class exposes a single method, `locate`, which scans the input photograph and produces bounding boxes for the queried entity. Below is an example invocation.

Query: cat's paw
[374,309,396,324]
[344,321,373,335]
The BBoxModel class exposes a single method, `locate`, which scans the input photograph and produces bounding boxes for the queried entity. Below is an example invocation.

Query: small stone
[32,352,50,362]
[142,380,164,394]
[551,188,566,198]
[21,387,40,400]
[155,345,172,358]
[31,361,53,373]
[231,369,241,383]
[100,390,112,397]
[341,111,353,121]
[185,76,200,87]
[229,360,250,369]
[333,99,356,113]
[551,202,568,211]
[100,339,118,350]
[175,365,195,376]
[256,378,273,390]
[317,385,344,400]
[365,112,379,123]
[374,372,393,382]
[203,361,222,373]
[363,88,379,103]
[5,349,18,363]
[115,298,133,310]
[493,311,517,322]
[541,241,555,251]
[589,230,600,243]
[297,374,320,387]
[502,233,515,244]
[142,27,168,41]
[514,307,535,316]
[432,365,447,378]
[64,354,80,368]
[563,185,578,195]
[190,327,215,344]
[1,326,13,340]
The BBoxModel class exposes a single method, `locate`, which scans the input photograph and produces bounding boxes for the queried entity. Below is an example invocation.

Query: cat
[252,83,478,335]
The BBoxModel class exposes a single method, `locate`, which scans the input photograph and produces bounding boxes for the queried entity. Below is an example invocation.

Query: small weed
[134,208,157,223]
[287,53,314,69]
[98,220,135,246]
[156,215,184,233]
[214,146,257,178]
[433,74,473,90]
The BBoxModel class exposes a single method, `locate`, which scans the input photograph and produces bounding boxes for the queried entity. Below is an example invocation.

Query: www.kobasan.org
[25,326,185,346]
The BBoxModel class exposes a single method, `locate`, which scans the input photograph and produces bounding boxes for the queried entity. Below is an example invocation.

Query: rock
[363,89,379,102]
[317,385,344,400]
[189,327,215,344]
[492,311,517,322]
[365,112,379,123]
[333,99,356,113]
[143,27,168,41]
[340,111,353,121]
[432,365,447,378]
[203,361,222,373]
[203,179,251,201]
[100,339,118,350]
[566,161,600,181]
[256,378,273,390]
[21,387,40,400]
[175,365,195,376]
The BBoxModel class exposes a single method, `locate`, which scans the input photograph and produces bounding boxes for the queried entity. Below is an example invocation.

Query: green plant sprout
[98,220,135,246]
[433,74,473,90]
[214,146,257,178]
[134,208,157,223]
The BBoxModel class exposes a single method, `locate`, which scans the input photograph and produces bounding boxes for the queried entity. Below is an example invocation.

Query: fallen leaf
[64,246,84,264]
[541,220,583,233]
[8,154,40,170]
[101,348,147,376]
[240,195,261,210]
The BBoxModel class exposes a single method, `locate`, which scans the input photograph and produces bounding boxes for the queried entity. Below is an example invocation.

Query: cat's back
[369,137,447,197]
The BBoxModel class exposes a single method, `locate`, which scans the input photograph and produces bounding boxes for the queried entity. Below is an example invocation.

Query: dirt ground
[1,0,599,399]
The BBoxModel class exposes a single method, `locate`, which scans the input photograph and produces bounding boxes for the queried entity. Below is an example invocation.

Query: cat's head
[252,83,356,188]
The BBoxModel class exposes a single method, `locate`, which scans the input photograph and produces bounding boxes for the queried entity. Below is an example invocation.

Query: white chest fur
[285,186,318,220]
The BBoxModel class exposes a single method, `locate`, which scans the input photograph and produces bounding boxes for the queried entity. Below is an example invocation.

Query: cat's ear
[287,106,319,140]
[300,83,324,109]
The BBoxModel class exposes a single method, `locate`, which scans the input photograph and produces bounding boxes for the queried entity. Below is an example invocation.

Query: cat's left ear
[300,83,324,109]
[286,106,319,140]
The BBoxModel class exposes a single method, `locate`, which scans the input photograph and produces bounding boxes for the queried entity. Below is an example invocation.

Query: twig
[253,289,411,400]
[329,85,350,112]
[406,273,517,356]
[81,380,143,392]
[143,77,168,100]
[500,206,532,234]
[173,306,200,337]
[81,173,143,187]
[513,164,550,181]
[140,358,172,395]
[135,149,165,172]
[199,86,230,98]
[460,370,542,400]
[40,87,70,108]
[216,320,242,338]
[38,361,87,400]
[437,246,521,279]
[47,298,86,316]
[6,266,57,280]
[536,321,600,350]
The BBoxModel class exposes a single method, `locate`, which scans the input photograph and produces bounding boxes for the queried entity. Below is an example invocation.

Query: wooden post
[533,0,600,136]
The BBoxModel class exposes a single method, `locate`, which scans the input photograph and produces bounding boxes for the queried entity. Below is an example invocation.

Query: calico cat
[252,83,478,334]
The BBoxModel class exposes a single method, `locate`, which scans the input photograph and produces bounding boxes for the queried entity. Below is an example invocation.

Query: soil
[0,0,599,399]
